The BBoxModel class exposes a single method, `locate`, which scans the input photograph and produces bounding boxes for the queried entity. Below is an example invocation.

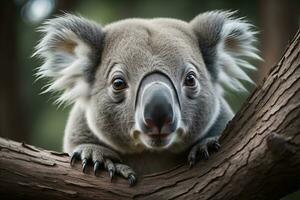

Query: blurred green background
[0,0,299,198]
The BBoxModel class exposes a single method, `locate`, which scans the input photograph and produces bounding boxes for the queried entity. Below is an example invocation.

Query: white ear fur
[34,14,103,106]
[191,10,261,94]
[218,12,261,93]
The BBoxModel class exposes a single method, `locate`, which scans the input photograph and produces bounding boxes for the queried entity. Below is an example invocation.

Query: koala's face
[86,19,218,153]
[36,12,258,153]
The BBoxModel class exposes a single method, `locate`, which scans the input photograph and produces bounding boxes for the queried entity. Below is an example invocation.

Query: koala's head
[35,11,259,153]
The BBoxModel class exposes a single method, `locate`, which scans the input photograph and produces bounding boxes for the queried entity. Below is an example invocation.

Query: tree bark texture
[0,31,299,200]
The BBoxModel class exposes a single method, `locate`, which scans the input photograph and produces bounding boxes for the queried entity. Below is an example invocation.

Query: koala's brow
[105,62,117,79]
[105,63,129,81]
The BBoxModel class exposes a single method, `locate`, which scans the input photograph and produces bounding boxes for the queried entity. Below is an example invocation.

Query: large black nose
[143,84,175,134]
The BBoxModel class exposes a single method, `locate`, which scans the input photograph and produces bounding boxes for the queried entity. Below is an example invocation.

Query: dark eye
[112,77,127,90]
[184,72,196,87]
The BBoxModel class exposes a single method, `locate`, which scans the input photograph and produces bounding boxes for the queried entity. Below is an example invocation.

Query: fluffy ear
[190,10,261,93]
[34,14,104,105]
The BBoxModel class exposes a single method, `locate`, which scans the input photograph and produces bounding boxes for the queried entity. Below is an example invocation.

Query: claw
[188,154,196,168]
[200,149,209,160]
[70,145,136,184]
[105,159,115,181]
[93,160,101,176]
[82,159,88,173]
[128,174,136,186]
[189,159,195,168]
[213,142,221,151]
[109,169,115,181]
[70,152,80,166]
[208,141,221,153]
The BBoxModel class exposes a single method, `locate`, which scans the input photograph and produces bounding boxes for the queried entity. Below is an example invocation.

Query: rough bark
[0,31,300,200]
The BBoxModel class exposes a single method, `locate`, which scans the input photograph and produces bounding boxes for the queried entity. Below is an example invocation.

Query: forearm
[63,104,102,153]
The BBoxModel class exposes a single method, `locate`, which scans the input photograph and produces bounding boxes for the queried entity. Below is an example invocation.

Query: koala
[35,10,260,185]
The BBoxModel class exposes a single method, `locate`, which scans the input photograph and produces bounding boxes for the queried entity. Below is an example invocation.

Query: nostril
[144,116,173,134]
[144,118,155,129]
[164,117,172,125]
[144,118,160,134]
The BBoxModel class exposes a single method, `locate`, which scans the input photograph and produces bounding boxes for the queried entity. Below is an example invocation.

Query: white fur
[215,11,261,94]
[34,23,93,105]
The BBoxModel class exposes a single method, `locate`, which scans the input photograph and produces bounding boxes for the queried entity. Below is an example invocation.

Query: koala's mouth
[145,131,171,147]
[132,126,185,149]
[133,71,182,148]
[147,132,170,138]
[143,134,172,148]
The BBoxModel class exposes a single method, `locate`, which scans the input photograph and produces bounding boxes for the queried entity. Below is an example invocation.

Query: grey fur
[35,10,260,181]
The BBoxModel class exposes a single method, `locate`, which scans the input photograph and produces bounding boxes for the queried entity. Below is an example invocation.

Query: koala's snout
[143,83,176,136]
[135,72,180,142]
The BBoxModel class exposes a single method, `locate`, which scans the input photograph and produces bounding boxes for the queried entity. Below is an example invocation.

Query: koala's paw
[70,144,137,186]
[188,136,221,168]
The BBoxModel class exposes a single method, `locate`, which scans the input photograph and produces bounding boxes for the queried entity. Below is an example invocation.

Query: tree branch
[1,31,300,200]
